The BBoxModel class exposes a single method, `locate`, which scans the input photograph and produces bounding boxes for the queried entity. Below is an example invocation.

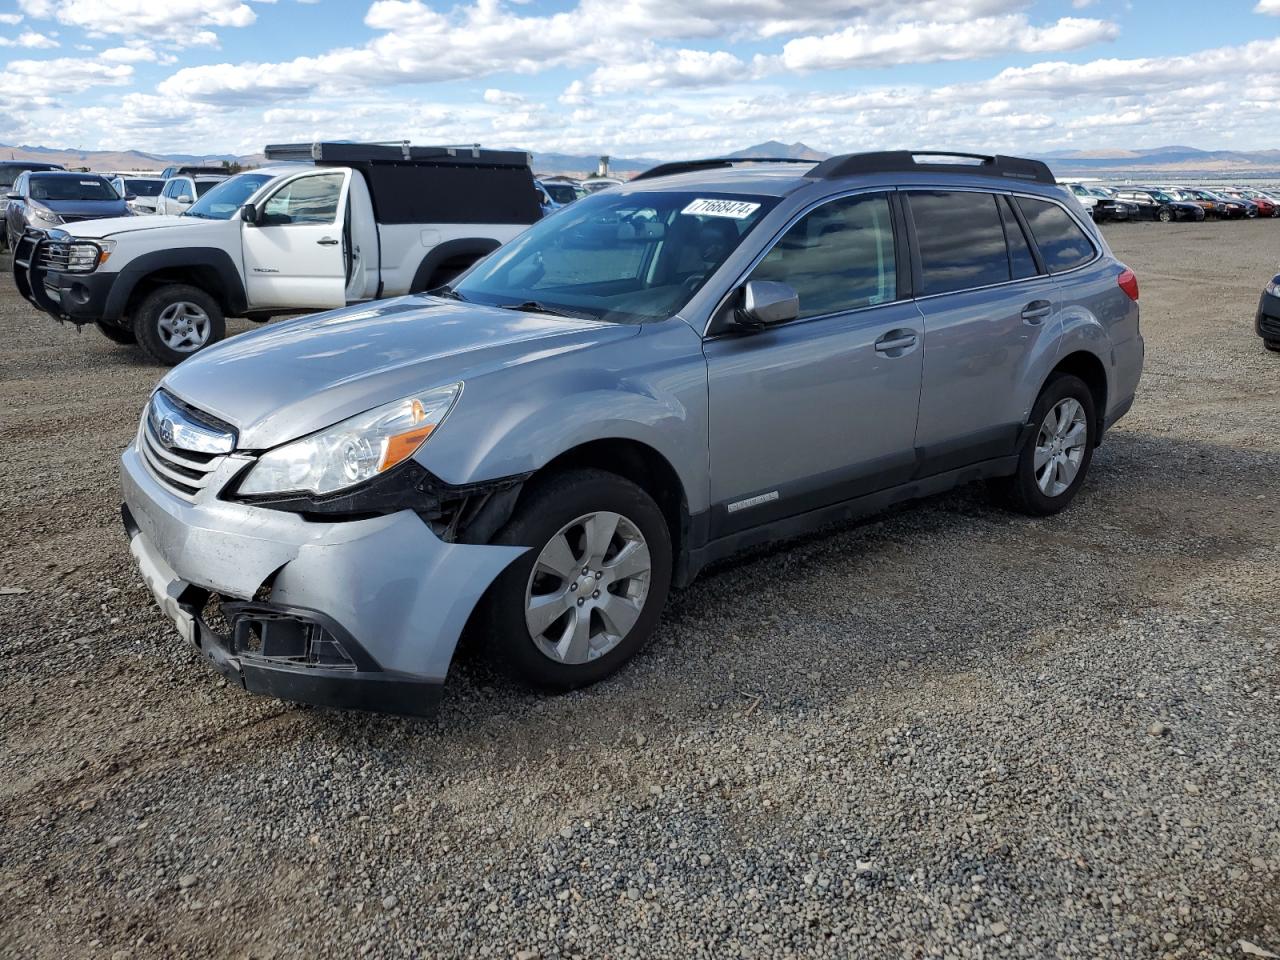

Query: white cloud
[780,16,1117,71]
[16,0,256,44]
[99,40,175,64]
[483,88,526,105]
[0,29,59,48]
[0,13,24,25]
[587,48,751,93]
[4,55,132,93]
[1256,0,1280,12]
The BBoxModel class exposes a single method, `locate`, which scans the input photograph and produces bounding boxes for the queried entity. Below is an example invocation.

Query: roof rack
[806,151,1055,185]
[632,157,816,182]
[263,141,532,168]
[167,165,227,177]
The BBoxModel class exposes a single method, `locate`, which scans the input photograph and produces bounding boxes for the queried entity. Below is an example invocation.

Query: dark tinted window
[910,191,1009,295]
[1016,197,1095,273]
[29,175,117,201]
[194,179,221,197]
[125,178,164,197]
[749,192,897,318]
[999,196,1039,280]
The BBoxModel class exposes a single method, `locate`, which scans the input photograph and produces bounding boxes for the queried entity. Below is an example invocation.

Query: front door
[241,169,351,309]
[704,191,924,537]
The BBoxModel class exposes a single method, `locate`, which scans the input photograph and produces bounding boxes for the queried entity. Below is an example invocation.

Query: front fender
[417,318,711,513]
[104,246,247,320]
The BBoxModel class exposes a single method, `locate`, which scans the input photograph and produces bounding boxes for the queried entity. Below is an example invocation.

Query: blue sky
[2,0,1280,159]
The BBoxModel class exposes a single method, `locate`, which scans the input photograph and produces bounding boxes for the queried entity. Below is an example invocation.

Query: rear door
[908,190,1062,473]
[241,169,351,309]
[704,191,924,536]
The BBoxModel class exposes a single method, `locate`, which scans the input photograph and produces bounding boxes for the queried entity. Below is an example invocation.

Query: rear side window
[909,191,1010,295]
[1015,197,1096,273]
[749,192,897,319]
[999,196,1039,280]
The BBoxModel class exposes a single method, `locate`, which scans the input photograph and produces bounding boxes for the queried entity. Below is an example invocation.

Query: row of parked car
[1061,180,1280,223]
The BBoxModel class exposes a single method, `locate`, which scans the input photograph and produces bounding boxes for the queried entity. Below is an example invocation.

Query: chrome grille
[136,392,235,502]
[35,242,71,270]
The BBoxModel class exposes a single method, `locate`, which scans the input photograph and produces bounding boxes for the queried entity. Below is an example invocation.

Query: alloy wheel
[156,301,212,353]
[1034,398,1088,497]
[524,511,651,664]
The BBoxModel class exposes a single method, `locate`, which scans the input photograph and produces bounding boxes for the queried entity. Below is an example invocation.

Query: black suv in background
[0,160,65,193]
[1111,188,1205,223]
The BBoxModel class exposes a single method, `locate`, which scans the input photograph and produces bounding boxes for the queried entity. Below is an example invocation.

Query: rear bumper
[11,230,119,324]
[120,439,527,716]
[1258,290,1280,343]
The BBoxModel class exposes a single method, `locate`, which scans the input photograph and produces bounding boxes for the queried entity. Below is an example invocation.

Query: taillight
[1117,268,1139,302]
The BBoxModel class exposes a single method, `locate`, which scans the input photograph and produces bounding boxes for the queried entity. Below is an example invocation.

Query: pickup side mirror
[736,280,800,328]
[240,203,258,225]
[177,195,193,205]
[5,192,19,201]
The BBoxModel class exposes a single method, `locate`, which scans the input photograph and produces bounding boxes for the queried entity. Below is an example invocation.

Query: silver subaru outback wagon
[121,151,1144,715]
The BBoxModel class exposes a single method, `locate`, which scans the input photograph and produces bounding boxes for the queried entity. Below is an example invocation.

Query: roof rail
[262,141,532,168]
[632,157,817,182]
[806,151,1055,185]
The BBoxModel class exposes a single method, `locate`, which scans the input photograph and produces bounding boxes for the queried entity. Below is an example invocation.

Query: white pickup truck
[13,142,543,364]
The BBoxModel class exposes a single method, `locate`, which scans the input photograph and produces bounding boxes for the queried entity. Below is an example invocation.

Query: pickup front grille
[35,242,70,271]
[137,415,224,502]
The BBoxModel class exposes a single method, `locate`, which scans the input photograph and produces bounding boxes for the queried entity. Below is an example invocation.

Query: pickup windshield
[184,172,273,220]
[454,190,777,323]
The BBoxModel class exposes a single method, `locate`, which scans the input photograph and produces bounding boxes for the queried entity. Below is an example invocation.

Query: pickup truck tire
[95,320,137,345]
[480,468,672,691]
[993,373,1096,517]
[134,284,225,366]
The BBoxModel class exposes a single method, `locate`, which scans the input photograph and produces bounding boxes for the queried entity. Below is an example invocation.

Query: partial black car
[1113,188,1205,223]
[4,171,131,247]
[1259,274,1280,354]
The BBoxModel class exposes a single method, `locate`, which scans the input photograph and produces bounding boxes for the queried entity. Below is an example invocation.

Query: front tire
[994,373,1097,516]
[95,320,136,345]
[480,469,672,691]
[1265,340,1280,354]
[1157,207,1173,223]
[133,284,225,366]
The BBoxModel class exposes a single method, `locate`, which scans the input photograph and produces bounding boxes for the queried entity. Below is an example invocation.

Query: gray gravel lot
[1,220,1279,959]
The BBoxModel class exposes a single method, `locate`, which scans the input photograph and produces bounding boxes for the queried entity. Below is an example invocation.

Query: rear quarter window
[1015,196,1096,274]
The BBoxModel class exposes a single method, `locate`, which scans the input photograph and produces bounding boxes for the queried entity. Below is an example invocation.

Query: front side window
[748,192,897,319]
[1015,197,1096,274]
[260,173,344,225]
[455,189,777,323]
[909,191,1011,295]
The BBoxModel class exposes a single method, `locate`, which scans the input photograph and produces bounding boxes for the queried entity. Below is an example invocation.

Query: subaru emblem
[159,417,175,447]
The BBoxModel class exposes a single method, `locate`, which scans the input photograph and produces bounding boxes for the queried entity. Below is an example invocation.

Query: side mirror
[737,280,799,328]
[177,195,193,205]
[124,193,137,202]
[5,192,19,201]
[240,203,258,225]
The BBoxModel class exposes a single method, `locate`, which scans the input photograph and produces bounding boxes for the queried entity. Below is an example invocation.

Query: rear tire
[479,469,672,691]
[95,320,136,345]
[993,373,1097,516]
[1157,208,1173,223]
[1265,340,1280,353]
[134,284,225,366]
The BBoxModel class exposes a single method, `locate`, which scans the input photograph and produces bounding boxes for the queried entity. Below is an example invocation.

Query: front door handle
[874,329,919,354]
[1021,300,1052,323]
[317,237,340,246]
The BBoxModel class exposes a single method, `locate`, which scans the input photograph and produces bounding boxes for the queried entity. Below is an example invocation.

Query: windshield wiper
[498,300,582,319]
[428,285,467,302]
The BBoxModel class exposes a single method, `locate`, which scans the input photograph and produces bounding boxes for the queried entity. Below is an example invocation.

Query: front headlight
[30,205,61,224]
[237,384,462,497]
[1266,277,1280,297]
[64,240,114,273]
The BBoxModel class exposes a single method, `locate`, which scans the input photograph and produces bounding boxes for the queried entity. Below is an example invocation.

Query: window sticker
[681,198,761,220]
[80,181,100,187]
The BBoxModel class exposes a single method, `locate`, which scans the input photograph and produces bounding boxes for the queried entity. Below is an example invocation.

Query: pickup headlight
[64,239,114,273]
[237,384,462,497]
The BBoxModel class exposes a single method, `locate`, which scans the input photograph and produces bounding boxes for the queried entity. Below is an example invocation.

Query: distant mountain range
[5,139,1280,179]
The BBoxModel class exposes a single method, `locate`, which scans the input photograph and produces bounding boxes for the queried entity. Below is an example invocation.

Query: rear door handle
[317,237,340,246]
[874,330,918,354]
[1021,300,1052,323]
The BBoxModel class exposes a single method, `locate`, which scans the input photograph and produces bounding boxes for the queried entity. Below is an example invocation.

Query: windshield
[124,179,164,197]
[544,183,578,204]
[1087,188,1112,198]
[453,190,778,323]
[30,175,117,202]
[183,172,273,219]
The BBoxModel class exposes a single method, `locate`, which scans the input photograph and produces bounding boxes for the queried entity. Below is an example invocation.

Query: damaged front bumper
[120,443,527,716]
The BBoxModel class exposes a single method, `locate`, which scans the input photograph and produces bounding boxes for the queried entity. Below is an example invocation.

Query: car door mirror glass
[738,280,799,328]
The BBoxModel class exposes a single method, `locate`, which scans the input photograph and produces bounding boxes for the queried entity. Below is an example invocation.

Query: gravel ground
[1,220,1278,960]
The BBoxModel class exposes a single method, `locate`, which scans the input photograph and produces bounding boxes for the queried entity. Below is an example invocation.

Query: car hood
[40,198,129,219]
[161,296,639,449]
[61,215,219,238]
